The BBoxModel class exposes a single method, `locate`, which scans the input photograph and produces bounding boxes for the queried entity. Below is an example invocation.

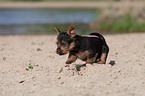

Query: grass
[97,13,145,32]
[25,63,39,71]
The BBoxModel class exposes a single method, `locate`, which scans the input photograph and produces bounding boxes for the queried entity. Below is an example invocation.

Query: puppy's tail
[89,32,107,44]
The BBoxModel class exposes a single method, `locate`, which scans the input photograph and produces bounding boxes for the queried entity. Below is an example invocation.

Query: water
[0,9,97,34]
[0,9,96,24]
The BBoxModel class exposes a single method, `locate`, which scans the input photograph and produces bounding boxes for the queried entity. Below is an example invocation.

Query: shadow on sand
[108,60,116,66]
[65,63,87,71]
[64,60,116,74]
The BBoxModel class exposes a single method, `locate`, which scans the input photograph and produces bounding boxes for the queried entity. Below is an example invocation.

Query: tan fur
[97,61,104,64]
[67,25,75,38]
[69,42,75,50]
[76,51,89,60]
[99,53,106,64]
[86,53,98,64]
[65,55,77,64]
[61,40,65,43]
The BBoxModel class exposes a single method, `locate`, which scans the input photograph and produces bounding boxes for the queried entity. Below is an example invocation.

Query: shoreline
[0,1,144,9]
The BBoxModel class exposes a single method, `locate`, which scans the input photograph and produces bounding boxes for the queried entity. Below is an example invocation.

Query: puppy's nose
[56,48,60,54]
[56,48,64,55]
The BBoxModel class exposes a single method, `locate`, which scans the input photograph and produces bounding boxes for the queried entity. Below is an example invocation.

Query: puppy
[54,25,109,65]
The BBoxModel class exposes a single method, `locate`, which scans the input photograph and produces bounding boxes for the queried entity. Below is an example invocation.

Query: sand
[0,1,144,9]
[0,33,145,96]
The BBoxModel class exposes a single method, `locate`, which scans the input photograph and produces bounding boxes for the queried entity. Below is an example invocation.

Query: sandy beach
[0,33,145,96]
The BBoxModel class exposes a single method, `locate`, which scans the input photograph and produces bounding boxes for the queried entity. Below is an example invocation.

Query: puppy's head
[54,25,76,55]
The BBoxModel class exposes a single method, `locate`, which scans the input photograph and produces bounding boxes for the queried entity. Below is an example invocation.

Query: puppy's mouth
[56,47,70,55]
[57,50,68,55]
[58,52,67,55]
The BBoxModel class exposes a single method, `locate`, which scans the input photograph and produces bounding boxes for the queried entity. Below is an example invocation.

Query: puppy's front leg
[65,54,77,64]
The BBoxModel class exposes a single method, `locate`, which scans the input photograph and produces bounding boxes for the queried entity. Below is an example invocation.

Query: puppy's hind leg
[86,53,98,64]
[98,45,109,64]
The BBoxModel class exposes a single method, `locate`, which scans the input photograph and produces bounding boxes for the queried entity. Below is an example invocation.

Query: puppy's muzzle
[56,47,65,55]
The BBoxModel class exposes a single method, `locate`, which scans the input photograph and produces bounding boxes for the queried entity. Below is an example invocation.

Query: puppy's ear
[54,27,61,34]
[67,25,75,38]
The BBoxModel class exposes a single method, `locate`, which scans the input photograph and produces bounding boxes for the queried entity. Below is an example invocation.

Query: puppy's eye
[61,43,66,47]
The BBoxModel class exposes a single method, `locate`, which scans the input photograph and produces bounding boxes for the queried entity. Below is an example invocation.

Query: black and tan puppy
[55,25,109,65]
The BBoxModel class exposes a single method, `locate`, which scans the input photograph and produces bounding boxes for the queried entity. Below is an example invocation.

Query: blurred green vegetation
[0,23,91,35]
[0,0,143,2]
[1,0,144,1]
[95,13,145,32]
[0,0,144,1]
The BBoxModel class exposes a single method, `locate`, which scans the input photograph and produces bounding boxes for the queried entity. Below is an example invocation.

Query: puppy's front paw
[65,60,73,64]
